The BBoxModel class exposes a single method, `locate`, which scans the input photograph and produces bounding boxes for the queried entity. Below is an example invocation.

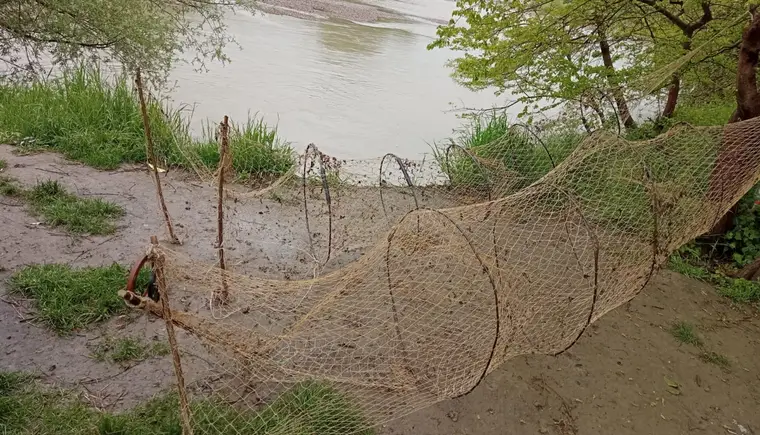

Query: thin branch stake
[215,115,230,304]
[136,68,180,245]
[150,235,193,435]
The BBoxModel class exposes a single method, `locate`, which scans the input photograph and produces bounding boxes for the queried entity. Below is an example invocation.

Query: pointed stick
[136,69,180,244]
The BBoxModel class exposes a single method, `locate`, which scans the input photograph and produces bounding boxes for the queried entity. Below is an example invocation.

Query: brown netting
[124,116,760,434]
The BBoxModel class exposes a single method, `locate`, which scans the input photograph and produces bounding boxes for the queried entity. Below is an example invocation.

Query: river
[168,0,515,161]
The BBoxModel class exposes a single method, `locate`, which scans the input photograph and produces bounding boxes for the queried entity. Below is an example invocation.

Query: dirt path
[1,146,759,433]
[384,272,760,434]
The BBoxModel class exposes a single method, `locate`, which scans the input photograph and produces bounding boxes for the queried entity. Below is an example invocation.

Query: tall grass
[434,111,582,191]
[0,66,181,169]
[0,65,294,179]
[190,115,294,181]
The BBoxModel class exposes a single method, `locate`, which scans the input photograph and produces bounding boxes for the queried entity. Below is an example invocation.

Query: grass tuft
[0,159,6,170]
[1,370,373,435]
[25,180,124,234]
[716,277,760,304]
[670,321,703,347]
[92,336,170,364]
[0,178,123,234]
[0,175,22,196]
[667,245,710,280]
[667,244,760,305]
[8,263,147,334]
[0,371,93,435]
[190,115,294,181]
[698,351,731,370]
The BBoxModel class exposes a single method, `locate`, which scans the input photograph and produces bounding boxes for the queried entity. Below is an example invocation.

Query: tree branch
[633,0,690,33]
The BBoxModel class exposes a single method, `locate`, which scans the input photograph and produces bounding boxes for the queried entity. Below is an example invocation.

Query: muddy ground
[1,146,759,434]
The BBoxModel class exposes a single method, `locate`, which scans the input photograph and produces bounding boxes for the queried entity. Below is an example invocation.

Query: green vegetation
[28,180,124,234]
[0,67,179,169]
[1,1,255,85]
[0,178,123,235]
[193,116,295,181]
[626,101,739,141]
[670,321,703,347]
[439,108,720,238]
[8,263,149,335]
[0,66,294,179]
[430,0,743,126]
[698,351,731,370]
[0,371,373,435]
[668,320,732,370]
[722,193,760,268]
[91,336,170,365]
[434,111,582,193]
[668,246,760,305]
[667,246,711,280]
[0,159,6,170]
[715,276,760,304]
[0,175,21,196]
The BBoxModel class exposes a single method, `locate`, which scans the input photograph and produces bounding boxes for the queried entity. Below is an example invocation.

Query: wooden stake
[136,69,180,245]
[150,236,193,435]
[214,116,230,304]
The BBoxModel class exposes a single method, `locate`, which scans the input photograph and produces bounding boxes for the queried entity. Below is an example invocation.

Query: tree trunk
[661,38,693,119]
[734,7,760,121]
[598,30,636,129]
[733,256,760,280]
[579,104,593,134]
[588,98,607,125]
[705,8,760,237]
[661,74,680,118]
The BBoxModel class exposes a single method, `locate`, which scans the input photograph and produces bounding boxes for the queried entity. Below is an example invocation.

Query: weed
[24,180,124,234]
[433,112,580,192]
[92,336,170,364]
[0,371,94,435]
[0,371,33,395]
[0,178,122,233]
[268,190,284,203]
[668,256,710,280]
[667,245,710,280]
[716,277,760,304]
[698,351,731,370]
[667,244,760,305]
[0,159,6,170]
[0,176,21,196]
[670,321,703,347]
[433,112,578,190]
[8,263,148,334]
[722,191,760,268]
[1,370,374,435]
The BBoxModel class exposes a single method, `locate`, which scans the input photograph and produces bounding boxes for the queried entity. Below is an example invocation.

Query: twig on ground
[36,167,70,176]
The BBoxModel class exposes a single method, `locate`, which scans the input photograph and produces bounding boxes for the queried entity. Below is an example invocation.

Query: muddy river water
[168,0,515,160]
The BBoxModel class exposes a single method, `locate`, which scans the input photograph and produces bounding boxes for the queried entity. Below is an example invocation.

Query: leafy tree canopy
[430,0,746,125]
[0,0,255,83]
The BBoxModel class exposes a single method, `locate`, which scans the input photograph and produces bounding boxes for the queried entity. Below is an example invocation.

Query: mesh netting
[125,116,760,434]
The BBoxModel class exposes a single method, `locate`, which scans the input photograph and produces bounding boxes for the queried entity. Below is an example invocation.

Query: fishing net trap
[120,116,760,434]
